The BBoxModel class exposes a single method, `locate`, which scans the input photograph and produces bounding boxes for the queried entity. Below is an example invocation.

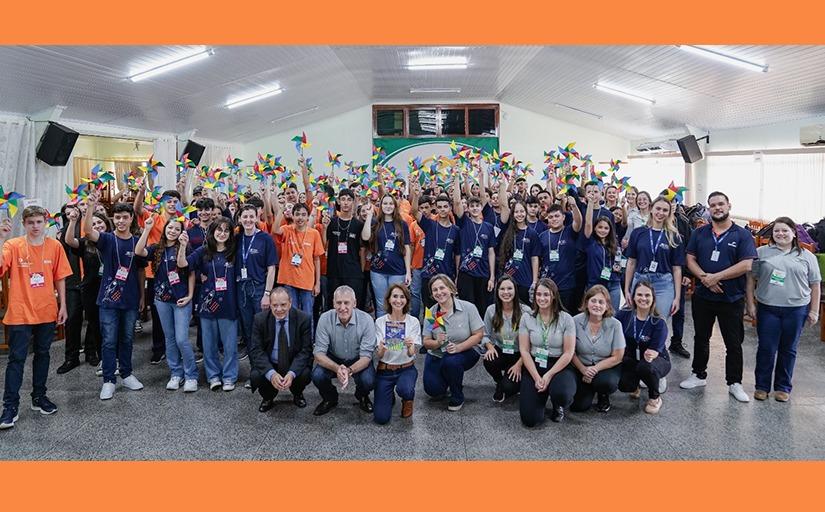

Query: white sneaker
[183,379,198,393]
[95,362,103,377]
[640,380,648,389]
[222,382,236,392]
[209,379,222,391]
[729,383,751,403]
[679,373,707,389]
[100,383,115,400]
[658,377,668,394]
[121,375,144,391]
[166,377,183,391]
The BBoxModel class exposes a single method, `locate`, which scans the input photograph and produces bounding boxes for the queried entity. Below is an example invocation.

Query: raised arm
[584,198,595,239]
[498,178,511,225]
[133,180,146,217]
[360,206,374,241]
[134,216,154,257]
[64,207,81,249]
[298,156,314,205]
[452,177,464,219]
[569,195,583,233]
[84,190,101,243]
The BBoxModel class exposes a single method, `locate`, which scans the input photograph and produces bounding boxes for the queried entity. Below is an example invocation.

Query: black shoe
[358,395,374,413]
[493,388,505,403]
[150,353,166,365]
[258,398,275,413]
[238,348,249,361]
[293,393,307,408]
[31,396,58,415]
[313,400,338,416]
[595,394,611,413]
[669,341,691,359]
[86,355,100,366]
[195,352,204,364]
[0,407,19,430]
[56,360,80,375]
[550,405,565,423]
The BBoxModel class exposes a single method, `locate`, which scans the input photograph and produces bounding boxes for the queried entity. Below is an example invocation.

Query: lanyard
[601,245,608,269]
[434,223,454,252]
[114,236,135,272]
[241,230,259,266]
[163,246,175,274]
[211,253,226,281]
[471,218,483,247]
[516,228,527,253]
[712,228,730,251]
[648,228,664,258]
[291,227,307,253]
[23,240,45,275]
[539,317,552,347]
[632,316,649,341]
[382,222,393,251]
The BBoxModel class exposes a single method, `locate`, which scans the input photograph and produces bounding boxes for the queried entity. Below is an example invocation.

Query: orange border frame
[4,0,825,508]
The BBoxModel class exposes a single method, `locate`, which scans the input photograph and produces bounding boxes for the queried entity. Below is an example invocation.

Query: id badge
[513,249,524,262]
[98,267,104,277]
[710,250,720,262]
[549,250,559,262]
[600,267,611,280]
[502,339,516,355]
[472,245,483,258]
[240,267,248,280]
[648,261,658,273]
[769,269,786,286]
[384,239,395,251]
[215,277,228,292]
[29,272,45,288]
[291,253,302,266]
[168,270,181,285]
[535,347,549,368]
[337,242,348,254]
[620,257,628,269]
[115,266,129,281]
[494,226,501,238]
[434,248,445,261]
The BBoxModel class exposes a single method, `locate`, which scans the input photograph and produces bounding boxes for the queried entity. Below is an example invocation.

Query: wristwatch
[264,291,271,296]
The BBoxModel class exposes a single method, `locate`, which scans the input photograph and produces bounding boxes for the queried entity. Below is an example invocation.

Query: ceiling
[1,45,825,143]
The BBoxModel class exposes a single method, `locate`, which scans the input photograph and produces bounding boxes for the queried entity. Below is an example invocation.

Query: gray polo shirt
[482,303,532,350]
[519,310,576,358]
[573,313,626,366]
[423,298,484,358]
[753,245,822,307]
[314,308,376,361]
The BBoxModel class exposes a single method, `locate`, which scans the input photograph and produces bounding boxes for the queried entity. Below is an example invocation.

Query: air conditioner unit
[800,125,825,146]
[635,139,678,153]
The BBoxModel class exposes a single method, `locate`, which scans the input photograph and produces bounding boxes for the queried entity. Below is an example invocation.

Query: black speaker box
[36,121,79,166]
[676,135,703,164]
[181,140,206,166]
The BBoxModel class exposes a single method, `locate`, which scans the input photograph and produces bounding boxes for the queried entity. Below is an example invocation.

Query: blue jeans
[311,356,376,403]
[423,350,480,404]
[410,268,423,319]
[237,280,265,344]
[3,323,54,410]
[755,303,808,393]
[200,317,239,384]
[285,285,315,331]
[632,272,675,321]
[99,307,139,384]
[588,280,622,312]
[370,272,406,318]
[154,300,197,381]
[374,365,418,425]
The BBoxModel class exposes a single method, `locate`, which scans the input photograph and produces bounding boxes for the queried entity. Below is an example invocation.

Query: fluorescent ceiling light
[593,83,656,105]
[410,88,462,94]
[677,45,768,73]
[407,56,468,70]
[271,106,319,124]
[128,49,213,82]
[225,86,283,109]
[554,103,603,120]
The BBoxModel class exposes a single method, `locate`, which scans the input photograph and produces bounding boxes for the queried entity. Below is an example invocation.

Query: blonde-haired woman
[624,196,684,321]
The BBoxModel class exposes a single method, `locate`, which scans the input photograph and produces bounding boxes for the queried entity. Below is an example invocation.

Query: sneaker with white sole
[729,383,750,403]
[121,375,144,391]
[639,380,647,389]
[100,383,116,400]
[166,377,183,391]
[222,382,236,392]
[183,379,198,393]
[0,407,19,430]
[95,362,103,377]
[209,379,222,391]
[679,373,707,389]
[658,377,667,394]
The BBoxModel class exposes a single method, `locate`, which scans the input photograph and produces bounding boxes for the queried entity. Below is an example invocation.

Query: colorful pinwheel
[0,187,25,218]
[291,132,310,156]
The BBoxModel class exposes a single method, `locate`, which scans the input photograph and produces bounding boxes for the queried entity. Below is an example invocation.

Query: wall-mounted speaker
[36,121,79,166]
[181,140,206,166]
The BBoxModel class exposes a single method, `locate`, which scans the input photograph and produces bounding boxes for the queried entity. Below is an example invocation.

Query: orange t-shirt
[275,225,324,291]
[402,214,425,270]
[1,237,73,325]
[138,210,168,279]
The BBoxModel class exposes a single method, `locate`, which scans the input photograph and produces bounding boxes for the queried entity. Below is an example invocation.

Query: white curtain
[152,136,177,192]
[623,156,686,198]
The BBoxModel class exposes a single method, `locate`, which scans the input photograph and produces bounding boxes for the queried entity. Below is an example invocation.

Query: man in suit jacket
[248,287,313,412]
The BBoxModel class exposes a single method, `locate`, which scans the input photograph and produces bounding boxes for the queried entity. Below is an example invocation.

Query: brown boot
[401,400,414,418]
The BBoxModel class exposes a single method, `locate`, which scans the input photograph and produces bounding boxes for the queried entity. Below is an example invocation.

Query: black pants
[422,274,437,310]
[63,287,84,362]
[671,285,687,342]
[80,284,102,360]
[145,278,165,357]
[571,365,621,412]
[252,367,311,401]
[520,360,577,427]
[457,273,492,311]
[618,356,671,400]
[558,288,578,315]
[482,346,521,396]
[516,285,531,307]
[691,296,745,384]
[327,275,366,313]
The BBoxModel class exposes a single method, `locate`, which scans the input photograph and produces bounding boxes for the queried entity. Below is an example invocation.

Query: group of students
[0,164,821,430]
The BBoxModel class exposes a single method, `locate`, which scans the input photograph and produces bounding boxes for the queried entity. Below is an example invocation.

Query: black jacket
[248,308,313,390]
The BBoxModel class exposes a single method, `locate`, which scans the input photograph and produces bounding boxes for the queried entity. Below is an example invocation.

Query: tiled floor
[2,302,825,460]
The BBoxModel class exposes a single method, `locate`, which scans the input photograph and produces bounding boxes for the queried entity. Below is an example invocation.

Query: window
[623,156,685,198]
[375,109,403,136]
[440,109,466,136]
[468,108,497,136]
[373,104,498,138]
[409,109,438,136]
